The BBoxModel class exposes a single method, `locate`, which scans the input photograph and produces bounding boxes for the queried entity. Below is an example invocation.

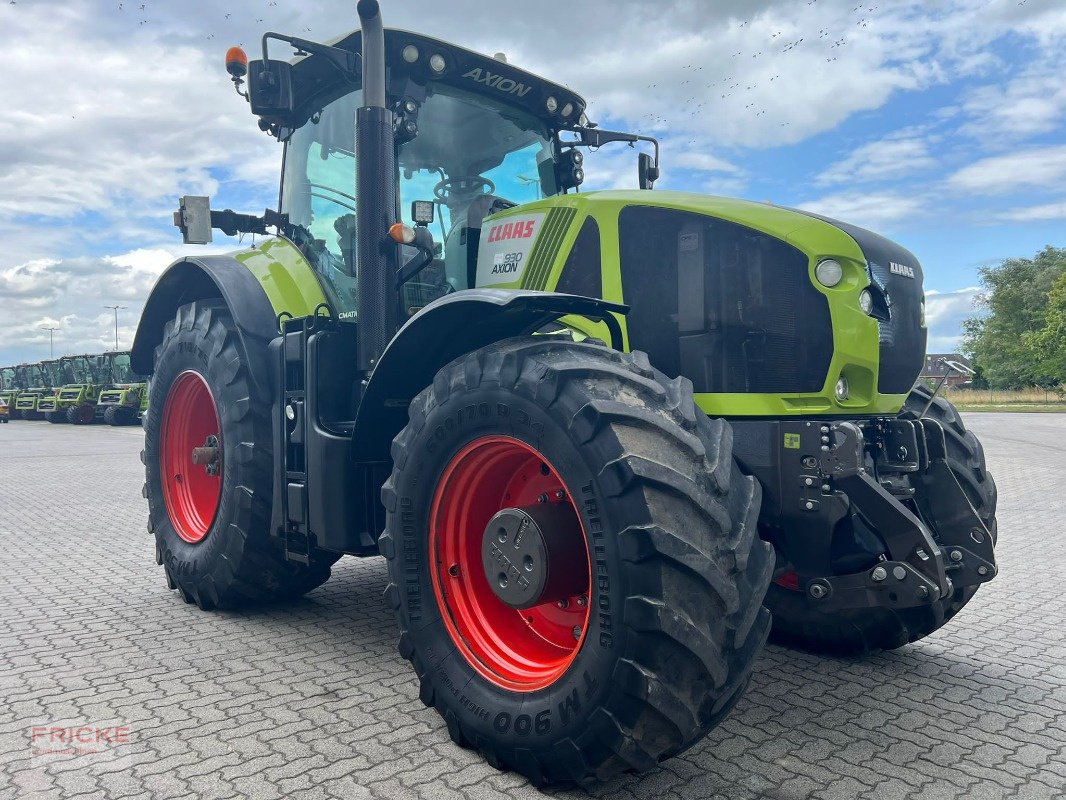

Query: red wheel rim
[160,371,222,544]
[429,436,592,692]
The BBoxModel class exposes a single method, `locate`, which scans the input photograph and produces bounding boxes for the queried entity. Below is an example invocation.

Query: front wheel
[143,300,337,609]
[766,384,997,656]
[67,405,95,425]
[380,338,772,786]
[46,411,66,424]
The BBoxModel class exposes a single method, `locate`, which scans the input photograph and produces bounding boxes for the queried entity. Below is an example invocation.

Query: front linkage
[736,415,997,613]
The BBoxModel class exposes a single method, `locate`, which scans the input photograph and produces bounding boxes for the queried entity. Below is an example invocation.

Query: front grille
[618,206,833,393]
[97,393,122,405]
[60,390,81,401]
[38,399,56,410]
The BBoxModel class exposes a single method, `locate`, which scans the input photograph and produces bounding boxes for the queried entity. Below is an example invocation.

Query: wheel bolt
[555,490,566,500]
[571,626,582,640]
[977,566,989,576]
[893,566,907,580]
[537,493,548,504]
[949,550,963,562]
[871,566,887,582]
[809,583,828,599]
[448,564,459,578]
[577,595,588,607]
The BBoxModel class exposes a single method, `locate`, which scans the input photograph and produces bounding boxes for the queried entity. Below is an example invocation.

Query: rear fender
[350,288,627,463]
[131,239,328,397]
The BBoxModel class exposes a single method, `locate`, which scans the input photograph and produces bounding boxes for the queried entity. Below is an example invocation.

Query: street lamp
[103,305,128,351]
[40,326,60,358]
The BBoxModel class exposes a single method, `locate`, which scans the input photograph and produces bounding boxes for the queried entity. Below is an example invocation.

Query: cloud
[798,190,924,229]
[960,61,1066,141]
[817,135,937,186]
[924,286,981,352]
[948,144,1066,194]
[996,201,1066,223]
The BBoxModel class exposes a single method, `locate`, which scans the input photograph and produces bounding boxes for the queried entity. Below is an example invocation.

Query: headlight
[429,53,446,73]
[546,96,558,113]
[401,45,420,63]
[815,259,843,287]
[859,289,873,315]
[835,375,850,401]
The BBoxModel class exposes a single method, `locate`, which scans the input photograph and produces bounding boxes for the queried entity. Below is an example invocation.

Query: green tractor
[131,2,997,786]
[0,366,17,422]
[13,361,61,420]
[39,353,109,424]
[0,366,21,421]
[96,351,149,426]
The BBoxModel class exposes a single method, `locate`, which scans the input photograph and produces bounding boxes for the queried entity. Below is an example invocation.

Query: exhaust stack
[355,0,397,372]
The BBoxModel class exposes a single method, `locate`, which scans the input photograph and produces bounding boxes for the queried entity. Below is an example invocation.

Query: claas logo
[486,220,536,243]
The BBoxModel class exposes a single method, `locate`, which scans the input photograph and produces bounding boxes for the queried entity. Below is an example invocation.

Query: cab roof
[280,28,586,135]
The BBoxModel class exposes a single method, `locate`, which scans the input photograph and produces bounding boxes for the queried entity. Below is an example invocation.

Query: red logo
[486,220,536,243]
[30,725,132,755]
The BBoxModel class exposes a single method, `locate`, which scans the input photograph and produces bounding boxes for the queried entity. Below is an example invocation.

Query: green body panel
[233,237,330,323]
[475,190,912,417]
[97,384,149,413]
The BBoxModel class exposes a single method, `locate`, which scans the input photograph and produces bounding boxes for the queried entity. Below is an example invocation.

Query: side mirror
[638,152,659,190]
[248,59,295,119]
[173,196,213,245]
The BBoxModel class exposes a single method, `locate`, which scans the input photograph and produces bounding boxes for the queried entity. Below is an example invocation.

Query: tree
[1027,270,1066,386]
[962,246,1066,388]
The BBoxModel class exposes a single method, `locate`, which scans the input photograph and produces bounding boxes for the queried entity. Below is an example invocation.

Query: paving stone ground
[0,414,1063,800]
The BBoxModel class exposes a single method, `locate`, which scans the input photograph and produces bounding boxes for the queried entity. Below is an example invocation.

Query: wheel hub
[482,504,585,609]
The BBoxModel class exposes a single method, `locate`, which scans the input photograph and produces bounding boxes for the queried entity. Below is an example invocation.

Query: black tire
[380,338,772,786]
[103,406,118,426]
[143,299,338,610]
[766,383,997,656]
[67,405,95,425]
[46,411,66,424]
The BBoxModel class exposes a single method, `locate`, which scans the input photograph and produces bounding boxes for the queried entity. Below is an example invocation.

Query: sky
[0,0,1064,364]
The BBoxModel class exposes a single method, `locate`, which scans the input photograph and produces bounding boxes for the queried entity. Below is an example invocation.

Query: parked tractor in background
[13,361,61,420]
[39,354,104,424]
[131,2,997,785]
[96,351,149,426]
[0,367,20,421]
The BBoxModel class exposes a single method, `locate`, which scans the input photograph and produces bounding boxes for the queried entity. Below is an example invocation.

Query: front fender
[350,288,627,462]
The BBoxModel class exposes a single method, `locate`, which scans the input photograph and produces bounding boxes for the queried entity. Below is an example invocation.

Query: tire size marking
[581,482,613,649]
[176,342,209,370]
[493,710,551,736]
[436,666,490,723]
[399,496,423,622]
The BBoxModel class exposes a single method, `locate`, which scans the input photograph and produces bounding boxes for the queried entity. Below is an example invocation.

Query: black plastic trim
[350,288,627,462]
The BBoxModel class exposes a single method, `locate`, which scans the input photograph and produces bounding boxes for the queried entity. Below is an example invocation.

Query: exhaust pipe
[355,0,397,372]
[358,0,386,109]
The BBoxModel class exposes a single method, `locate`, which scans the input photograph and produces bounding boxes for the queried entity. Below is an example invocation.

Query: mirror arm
[261,33,361,79]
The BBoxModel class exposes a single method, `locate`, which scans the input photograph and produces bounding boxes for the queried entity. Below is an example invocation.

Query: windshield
[398,84,556,295]
[0,368,13,390]
[281,83,557,313]
[109,353,138,383]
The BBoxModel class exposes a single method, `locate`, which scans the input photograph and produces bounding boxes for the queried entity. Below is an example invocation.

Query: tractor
[13,361,61,420]
[131,2,997,786]
[96,351,149,426]
[39,353,109,424]
[0,366,19,421]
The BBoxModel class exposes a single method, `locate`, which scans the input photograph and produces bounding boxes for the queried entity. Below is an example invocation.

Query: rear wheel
[143,300,337,610]
[766,384,997,656]
[381,338,772,786]
[67,404,95,425]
